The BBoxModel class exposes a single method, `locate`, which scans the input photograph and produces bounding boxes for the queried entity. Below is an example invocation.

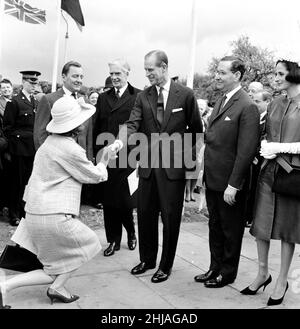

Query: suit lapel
[161,81,180,131]
[210,89,241,125]
[106,89,118,110]
[146,86,160,129]
[111,87,131,113]
[20,92,32,107]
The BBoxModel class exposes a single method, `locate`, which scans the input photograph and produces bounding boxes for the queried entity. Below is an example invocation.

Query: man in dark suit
[109,50,203,283]
[93,59,140,257]
[3,71,40,226]
[33,61,92,159]
[194,56,260,288]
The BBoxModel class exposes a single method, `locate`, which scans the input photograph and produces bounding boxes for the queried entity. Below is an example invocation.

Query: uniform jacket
[34,88,93,160]
[93,83,141,208]
[123,80,203,180]
[3,91,37,156]
[204,88,260,191]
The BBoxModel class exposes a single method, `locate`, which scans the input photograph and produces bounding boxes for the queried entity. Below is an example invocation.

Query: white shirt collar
[63,85,76,97]
[156,78,171,93]
[22,89,32,101]
[115,83,128,97]
[224,85,242,102]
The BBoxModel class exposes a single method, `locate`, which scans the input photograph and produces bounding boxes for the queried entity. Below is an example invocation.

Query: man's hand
[106,143,119,160]
[224,185,237,206]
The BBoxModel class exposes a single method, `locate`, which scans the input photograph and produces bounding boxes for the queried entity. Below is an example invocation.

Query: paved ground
[1,195,300,310]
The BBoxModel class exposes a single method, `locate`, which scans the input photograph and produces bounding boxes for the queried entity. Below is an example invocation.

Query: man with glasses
[3,71,40,226]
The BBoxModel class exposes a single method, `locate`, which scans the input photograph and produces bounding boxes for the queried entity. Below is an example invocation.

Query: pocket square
[172,108,183,113]
[224,116,231,121]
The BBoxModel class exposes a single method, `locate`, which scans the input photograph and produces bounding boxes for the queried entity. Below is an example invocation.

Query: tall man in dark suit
[3,71,40,226]
[194,56,260,288]
[93,59,140,256]
[109,50,203,283]
[34,61,92,159]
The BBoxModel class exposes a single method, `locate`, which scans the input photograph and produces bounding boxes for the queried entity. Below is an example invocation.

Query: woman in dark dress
[241,59,300,306]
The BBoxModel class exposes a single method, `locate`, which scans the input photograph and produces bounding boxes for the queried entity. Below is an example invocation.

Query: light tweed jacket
[24,134,107,216]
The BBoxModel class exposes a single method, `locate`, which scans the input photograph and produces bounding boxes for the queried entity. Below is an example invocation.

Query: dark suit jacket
[3,91,37,156]
[122,80,203,180]
[204,88,260,191]
[93,83,141,208]
[34,88,93,160]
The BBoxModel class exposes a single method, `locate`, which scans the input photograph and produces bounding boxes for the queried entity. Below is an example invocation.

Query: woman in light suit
[241,59,300,306]
[0,96,111,308]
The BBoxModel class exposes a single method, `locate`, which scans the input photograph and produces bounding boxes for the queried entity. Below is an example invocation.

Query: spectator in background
[0,79,13,219]
[248,81,264,100]
[99,76,113,94]
[88,90,99,106]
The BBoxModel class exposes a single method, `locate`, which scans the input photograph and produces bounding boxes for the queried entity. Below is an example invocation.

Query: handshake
[99,140,123,164]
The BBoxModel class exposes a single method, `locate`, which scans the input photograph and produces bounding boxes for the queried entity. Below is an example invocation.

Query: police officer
[3,70,40,226]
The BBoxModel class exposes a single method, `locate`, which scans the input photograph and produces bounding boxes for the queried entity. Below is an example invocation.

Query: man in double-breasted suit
[194,56,260,288]
[3,71,40,226]
[93,59,141,257]
[109,50,203,283]
[33,61,93,160]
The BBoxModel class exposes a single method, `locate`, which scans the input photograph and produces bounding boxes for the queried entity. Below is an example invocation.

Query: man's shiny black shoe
[127,233,137,251]
[103,242,120,257]
[194,270,218,283]
[204,275,234,288]
[131,262,156,275]
[151,269,171,283]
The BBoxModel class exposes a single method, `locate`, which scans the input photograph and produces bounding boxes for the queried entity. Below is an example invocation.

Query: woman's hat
[46,96,95,134]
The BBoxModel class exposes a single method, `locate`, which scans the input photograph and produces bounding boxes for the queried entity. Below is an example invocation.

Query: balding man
[93,59,141,257]
[247,81,264,100]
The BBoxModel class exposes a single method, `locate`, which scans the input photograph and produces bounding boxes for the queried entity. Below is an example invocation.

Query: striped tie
[157,87,164,125]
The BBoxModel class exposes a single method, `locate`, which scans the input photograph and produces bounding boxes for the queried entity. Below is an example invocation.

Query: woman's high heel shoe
[47,288,79,304]
[0,285,11,309]
[267,282,289,306]
[240,275,272,295]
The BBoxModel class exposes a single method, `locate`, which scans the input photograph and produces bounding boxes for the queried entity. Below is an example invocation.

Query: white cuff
[96,162,108,182]
[279,142,300,154]
[228,184,239,191]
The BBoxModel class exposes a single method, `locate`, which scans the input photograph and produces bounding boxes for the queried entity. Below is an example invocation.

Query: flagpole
[51,0,62,92]
[187,0,197,89]
[0,0,4,76]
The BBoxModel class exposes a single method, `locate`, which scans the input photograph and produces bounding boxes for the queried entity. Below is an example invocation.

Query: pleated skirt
[14,213,102,275]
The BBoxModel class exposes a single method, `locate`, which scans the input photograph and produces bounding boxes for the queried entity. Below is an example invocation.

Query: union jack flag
[4,0,46,24]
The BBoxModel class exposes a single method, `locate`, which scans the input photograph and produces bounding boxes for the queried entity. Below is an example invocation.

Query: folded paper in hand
[128,169,139,195]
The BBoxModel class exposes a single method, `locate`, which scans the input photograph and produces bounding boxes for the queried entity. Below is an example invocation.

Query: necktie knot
[116,89,120,98]
[71,92,77,99]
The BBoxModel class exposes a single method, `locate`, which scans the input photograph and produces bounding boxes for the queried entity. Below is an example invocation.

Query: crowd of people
[0,50,300,309]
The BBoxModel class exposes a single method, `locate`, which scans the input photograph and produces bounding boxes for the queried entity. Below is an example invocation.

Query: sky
[1,0,300,88]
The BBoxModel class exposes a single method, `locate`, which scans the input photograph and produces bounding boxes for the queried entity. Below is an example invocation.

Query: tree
[190,35,277,106]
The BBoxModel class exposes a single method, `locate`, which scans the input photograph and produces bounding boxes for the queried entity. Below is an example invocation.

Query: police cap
[20,70,41,84]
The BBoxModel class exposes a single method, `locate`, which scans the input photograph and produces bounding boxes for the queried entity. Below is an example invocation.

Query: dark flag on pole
[61,0,85,31]
[4,0,46,24]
